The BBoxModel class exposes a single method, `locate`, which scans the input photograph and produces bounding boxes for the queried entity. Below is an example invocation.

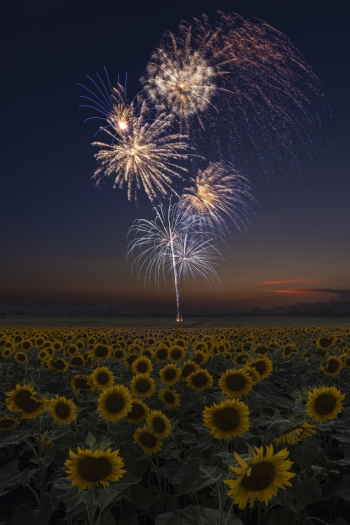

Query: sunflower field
[0,325,350,525]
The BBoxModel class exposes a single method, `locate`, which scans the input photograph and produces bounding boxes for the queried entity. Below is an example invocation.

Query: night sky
[1,0,349,311]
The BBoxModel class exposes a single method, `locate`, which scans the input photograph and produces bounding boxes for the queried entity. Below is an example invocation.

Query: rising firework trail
[127,201,222,320]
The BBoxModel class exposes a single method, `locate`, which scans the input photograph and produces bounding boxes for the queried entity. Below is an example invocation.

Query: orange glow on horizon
[256,278,326,285]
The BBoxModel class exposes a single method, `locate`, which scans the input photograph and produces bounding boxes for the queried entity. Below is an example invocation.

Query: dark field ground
[1,316,350,328]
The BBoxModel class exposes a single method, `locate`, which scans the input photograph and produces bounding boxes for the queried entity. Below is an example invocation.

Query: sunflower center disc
[95,346,108,357]
[140,431,157,448]
[52,360,65,370]
[319,338,333,348]
[192,373,208,387]
[314,393,337,415]
[164,369,176,381]
[171,349,182,360]
[326,359,339,373]
[241,462,275,491]
[164,391,175,403]
[182,365,194,377]
[97,372,110,385]
[213,407,240,431]
[157,349,168,360]
[0,419,16,429]
[75,378,90,389]
[152,417,166,433]
[104,393,125,413]
[71,357,83,366]
[15,391,41,412]
[55,402,70,419]
[226,374,246,391]
[77,457,112,482]
[128,403,145,419]
[115,350,124,358]
[251,361,267,375]
[137,362,148,373]
[136,379,151,393]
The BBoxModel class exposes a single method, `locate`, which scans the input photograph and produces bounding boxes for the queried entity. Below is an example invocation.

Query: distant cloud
[274,289,350,299]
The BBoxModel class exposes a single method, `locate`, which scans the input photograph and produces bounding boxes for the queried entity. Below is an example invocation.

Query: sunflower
[113,348,125,360]
[65,447,126,492]
[146,410,171,438]
[180,360,199,379]
[192,350,208,365]
[219,369,254,398]
[124,354,139,370]
[158,387,181,410]
[97,384,132,422]
[70,354,85,367]
[154,346,168,362]
[246,356,273,380]
[6,384,47,419]
[47,357,69,373]
[132,356,153,375]
[37,349,49,361]
[187,369,214,392]
[49,396,77,425]
[91,367,115,390]
[130,374,155,398]
[306,385,345,423]
[244,365,260,384]
[71,375,92,392]
[14,352,28,364]
[320,356,343,376]
[168,345,186,362]
[203,398,250,439]
[91,344,112,360]
[316,335,335,350]
[133,426,163,455]
[125,399,150,424]
[275,421,316,445]
[20,340,33,351]
[158,364,180,386]
[234,352,250,366]
[224,445,295,509]
[2,348,13,358]
[0,417,20,431]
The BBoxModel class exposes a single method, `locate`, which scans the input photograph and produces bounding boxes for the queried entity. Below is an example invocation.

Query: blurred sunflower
[6,384,47,419]
[146,410,171,438]
[91,344,112,360]
[320,356,343,376]
[246,356,273,380]
[91,367,115,390]
[159,364,182,386]
[187,369,213,392]
[203,398,250,439]
[275,421,316,445]
[0,417,20,431]
[132,356,153,375]
[130,374,155,398]
[70,354,85,367]
[306,385,345,423]
[65,447,126,492]
[124,354,138,370]
[14,352,28,364]
[113,348,125,360]
[193,350,208,365]
[316,335,334,350]
[219,369,254,398]
[223,445,295,509]
[158,388,181,410]
[133,426,163,455]
[180,360,199,380]
[47,357,69,373]
[97,385,132,422]
[125,399,150,424]
[2,348,13,358]
[71,375,92,392]
[49,396,77,425]
[37,349,49,361]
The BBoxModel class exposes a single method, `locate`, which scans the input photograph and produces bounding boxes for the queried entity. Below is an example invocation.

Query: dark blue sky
[1,0,349,310]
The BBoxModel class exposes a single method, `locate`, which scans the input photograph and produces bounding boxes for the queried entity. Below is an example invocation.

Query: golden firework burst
[97,384,132,422]
[65,447,126,492]
[203,398,250,439]
[306,385,345,423]
[133,426,163,455]
[223,444,295,509]
[49,396,77,425]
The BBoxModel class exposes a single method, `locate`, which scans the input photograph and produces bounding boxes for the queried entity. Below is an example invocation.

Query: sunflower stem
[224,499,234,525]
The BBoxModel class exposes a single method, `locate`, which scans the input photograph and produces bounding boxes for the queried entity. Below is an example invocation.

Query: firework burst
[180,161,256,233]
[127,201,222,320]
[92,101,189,202]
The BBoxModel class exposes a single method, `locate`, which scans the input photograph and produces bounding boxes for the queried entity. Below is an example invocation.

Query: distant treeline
[1,301,350,317]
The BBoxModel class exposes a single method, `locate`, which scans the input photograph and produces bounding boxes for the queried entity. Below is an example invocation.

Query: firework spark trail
[127,201,222,319]
[141,11,328,183]
[92,101,189,202]
[180,161,256,233]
